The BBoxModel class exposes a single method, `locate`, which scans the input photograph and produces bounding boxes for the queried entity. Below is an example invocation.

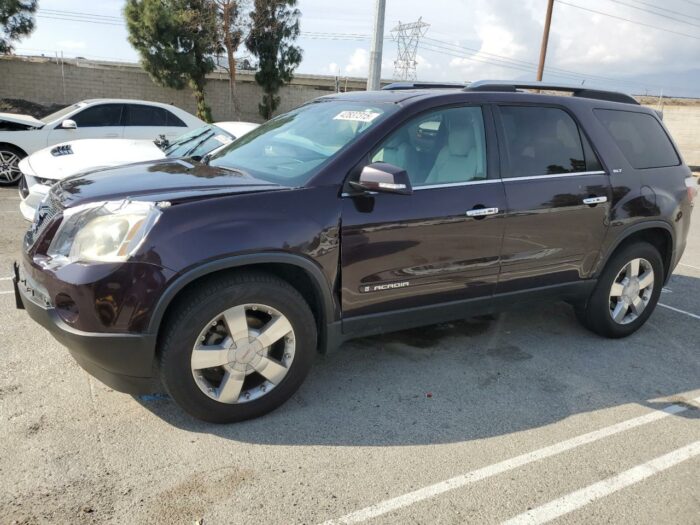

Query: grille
[25,192,63,247]
[51,145,74,157]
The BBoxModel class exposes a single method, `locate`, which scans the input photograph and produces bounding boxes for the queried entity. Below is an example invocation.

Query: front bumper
[13,262,160,394]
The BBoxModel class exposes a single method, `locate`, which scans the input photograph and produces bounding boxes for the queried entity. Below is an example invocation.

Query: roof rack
[465,80,639,105]
[382,81,467,91]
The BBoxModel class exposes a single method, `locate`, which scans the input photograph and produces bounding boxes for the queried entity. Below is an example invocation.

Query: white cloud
[345,48,369,74]
[328,62,340,75]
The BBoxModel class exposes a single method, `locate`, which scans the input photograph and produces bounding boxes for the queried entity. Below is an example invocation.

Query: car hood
[0,112,44,128]
[54,158,284,207]
[25,139,165,180]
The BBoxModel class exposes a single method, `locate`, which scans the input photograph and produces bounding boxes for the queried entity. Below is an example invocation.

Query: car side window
[165,110,187,127]
[71,104,123,127]
[499,106,600,178]
[594,109,679,169]
[370,106,487,187]
[125,104,170,126]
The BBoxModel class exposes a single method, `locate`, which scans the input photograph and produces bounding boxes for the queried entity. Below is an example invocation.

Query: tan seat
[424,121,478,185]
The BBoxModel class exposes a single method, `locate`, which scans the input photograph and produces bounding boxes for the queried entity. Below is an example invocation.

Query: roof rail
[382,81,467,91]
[465,80,639,105]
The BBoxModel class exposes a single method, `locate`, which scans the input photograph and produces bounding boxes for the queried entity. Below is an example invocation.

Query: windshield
[42,104,80,123]
[164,124,234,158]
[208,100,397,186]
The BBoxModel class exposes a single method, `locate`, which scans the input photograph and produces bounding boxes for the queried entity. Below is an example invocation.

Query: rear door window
[498,106,600,178]
[125,104,170,127]
[594,109,679,169]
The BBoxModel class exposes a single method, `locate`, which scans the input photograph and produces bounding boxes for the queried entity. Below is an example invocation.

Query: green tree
[215,0,250,120]
[245,0,302,120]
[0,0,37,54]
[124,0,219,122]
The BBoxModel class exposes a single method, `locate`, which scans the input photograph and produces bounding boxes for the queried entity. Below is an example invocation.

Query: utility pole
[536,0,554,81]
[367,0,386,91]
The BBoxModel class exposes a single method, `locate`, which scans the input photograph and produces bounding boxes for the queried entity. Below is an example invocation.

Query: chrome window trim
[414,179,501,191]
[502,170,606,182]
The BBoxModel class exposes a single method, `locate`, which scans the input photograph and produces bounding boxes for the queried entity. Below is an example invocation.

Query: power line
[625,0,700,21]
[421,36,676,91]
[605,0,700,28]
[555,1,700,40]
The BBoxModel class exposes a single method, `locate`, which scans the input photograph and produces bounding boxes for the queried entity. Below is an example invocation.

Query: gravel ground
[0,186,698,525]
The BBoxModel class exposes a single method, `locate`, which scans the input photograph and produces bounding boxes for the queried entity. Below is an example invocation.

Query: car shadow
[135,289,700,446]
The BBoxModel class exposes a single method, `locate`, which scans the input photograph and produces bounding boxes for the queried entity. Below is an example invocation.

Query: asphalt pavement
[0,186,698,524]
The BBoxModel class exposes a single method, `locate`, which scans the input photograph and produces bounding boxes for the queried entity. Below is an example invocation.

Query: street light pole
[367,0,386,91]
[537,0,555,82]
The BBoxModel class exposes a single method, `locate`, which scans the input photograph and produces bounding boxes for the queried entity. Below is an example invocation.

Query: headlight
[47,200,163,265]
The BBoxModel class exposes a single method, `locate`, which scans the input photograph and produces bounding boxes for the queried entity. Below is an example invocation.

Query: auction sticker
[213,134,233,145]
[334,110,381,123]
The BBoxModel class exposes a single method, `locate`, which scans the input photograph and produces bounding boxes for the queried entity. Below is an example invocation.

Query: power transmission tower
[391,18,430,80]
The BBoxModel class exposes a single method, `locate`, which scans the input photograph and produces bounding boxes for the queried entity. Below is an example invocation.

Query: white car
[0,99,204,186]
[18,121,259,221]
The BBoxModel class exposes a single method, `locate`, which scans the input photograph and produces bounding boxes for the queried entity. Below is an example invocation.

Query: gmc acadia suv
[13,81,697,423]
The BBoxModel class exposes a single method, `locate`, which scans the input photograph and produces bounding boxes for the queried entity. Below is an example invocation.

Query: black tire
[159,272,317,423]
[577,242,663,338]
[0,145,26,186]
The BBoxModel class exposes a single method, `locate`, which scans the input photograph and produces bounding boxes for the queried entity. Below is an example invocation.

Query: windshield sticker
[334,110,381,123]
[213,134,233,145]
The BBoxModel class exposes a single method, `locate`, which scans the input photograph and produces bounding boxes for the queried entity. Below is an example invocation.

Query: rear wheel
[577,242,663,338]
[0,145,24,186]
[159,272,317,423]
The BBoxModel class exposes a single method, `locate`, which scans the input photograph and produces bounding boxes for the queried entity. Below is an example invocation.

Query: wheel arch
[0,142,27,157]
[149,253,338,354]
[599,222,674,282]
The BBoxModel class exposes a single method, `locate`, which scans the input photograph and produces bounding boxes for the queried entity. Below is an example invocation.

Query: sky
[14,0,700,97]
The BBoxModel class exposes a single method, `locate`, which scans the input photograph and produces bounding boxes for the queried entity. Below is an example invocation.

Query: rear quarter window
[594,109,680,169]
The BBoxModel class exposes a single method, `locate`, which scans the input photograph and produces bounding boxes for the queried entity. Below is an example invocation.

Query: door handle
[582,196,607,205]
[466,207,499,217]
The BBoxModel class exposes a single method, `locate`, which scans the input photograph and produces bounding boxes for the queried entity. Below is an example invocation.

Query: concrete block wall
[1,55,698,165]
[0,55,366,124]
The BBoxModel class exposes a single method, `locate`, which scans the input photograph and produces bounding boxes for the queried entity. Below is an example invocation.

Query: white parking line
[678,262,700,271]
[320,397,700,525]
[659,303,700,320]
[502,441,700,525]
[0,290,14,295]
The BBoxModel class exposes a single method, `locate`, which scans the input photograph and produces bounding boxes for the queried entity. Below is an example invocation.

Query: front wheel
[0,146,25,186]
[159,272,317,423]
[577,242,663,338]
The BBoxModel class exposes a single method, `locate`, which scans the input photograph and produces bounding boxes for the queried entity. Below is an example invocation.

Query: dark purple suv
[14,81,697,423]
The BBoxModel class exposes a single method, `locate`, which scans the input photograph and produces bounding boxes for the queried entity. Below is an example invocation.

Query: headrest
[448,121,474,156]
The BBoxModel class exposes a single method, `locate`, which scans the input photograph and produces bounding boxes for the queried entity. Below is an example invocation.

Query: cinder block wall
[1,55,698,165]
[661,106,700,167]
[0,55,366,124]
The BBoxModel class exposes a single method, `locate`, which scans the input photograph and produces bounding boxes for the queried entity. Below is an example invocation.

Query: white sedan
[0,99,204,186]
[18,121,259,221]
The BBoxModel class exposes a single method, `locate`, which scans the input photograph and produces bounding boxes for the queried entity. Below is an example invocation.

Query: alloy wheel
[609,257,654,325]
[0,150,22,184]
[191,303,296,404]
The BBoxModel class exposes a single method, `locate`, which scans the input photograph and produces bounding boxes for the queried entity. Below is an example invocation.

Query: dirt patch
[0,98,65,119]
[143,467,252,523]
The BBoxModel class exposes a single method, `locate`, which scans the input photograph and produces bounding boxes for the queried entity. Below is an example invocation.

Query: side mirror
[61,119,77,130]
[349,162,413,195]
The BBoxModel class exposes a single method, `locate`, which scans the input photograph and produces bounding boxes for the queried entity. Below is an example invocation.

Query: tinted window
[371,106,487,186]
[500,106,591,178]
[166,110,187,127]
[126,104,170,126]
[594,109,679,169]
[71,104,123,127]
